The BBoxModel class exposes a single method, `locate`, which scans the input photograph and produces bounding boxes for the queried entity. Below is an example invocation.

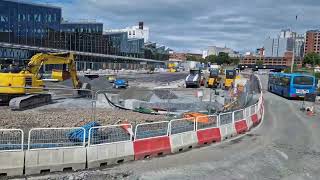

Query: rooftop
[3,0,61,9]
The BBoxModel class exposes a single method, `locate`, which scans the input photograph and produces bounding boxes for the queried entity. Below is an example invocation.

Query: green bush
[315,72,320,79]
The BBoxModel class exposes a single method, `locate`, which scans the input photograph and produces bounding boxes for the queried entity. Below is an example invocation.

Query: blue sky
[27,0,320,53]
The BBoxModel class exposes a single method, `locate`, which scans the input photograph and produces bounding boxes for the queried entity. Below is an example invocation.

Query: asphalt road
[25,74,320,180]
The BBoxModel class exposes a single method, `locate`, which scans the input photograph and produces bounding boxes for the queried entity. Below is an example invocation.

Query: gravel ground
[0,106,166,130]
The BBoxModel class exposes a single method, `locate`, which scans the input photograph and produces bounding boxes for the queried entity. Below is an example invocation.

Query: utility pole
[291,15,298,73]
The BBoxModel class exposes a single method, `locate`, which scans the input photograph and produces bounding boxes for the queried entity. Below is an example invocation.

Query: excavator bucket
[51,69,71,81]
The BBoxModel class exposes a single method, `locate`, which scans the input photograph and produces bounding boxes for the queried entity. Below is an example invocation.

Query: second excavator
[0,52,91,110]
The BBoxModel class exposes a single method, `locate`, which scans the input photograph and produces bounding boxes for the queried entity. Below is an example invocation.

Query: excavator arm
[26,52,81,89]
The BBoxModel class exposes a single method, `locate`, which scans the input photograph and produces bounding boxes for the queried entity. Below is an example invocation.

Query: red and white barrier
[196,115,221,145]
[169,118,198,153]
[133,121,171,160]
[233,109,248,134]
[219,112,237,140]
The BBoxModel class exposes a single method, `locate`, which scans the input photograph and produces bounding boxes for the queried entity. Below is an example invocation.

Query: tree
[205,55,218,64]
[304,52,320,66]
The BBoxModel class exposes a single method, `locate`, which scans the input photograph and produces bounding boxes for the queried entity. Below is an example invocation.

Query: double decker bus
[268,73,317,98]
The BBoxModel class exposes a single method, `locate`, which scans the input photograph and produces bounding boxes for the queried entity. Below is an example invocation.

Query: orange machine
[183,112,210,123]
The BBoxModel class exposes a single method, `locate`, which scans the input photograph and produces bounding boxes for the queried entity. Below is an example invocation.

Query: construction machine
[0,52,91,110]
[206,68,221,88]
[223,70,237,90]
[185,69,202,88]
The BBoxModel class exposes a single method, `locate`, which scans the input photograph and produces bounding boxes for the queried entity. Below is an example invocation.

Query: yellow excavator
[0,52,91,110]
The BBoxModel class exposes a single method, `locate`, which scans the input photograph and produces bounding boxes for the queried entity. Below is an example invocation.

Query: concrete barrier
[86,124,134,169]
[87,142,134,169]
[170,131,198,153]
[197,128,221,145]
[0,151,24,176]
[25,147,86,175]
[220,124,237,140]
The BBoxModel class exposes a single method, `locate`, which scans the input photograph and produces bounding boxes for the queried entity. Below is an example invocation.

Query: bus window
[280,77,290,86]
[293,76,314,86]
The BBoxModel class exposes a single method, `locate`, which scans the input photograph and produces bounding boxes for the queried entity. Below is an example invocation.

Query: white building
[203,46,238,58]
[264,29,304,57]
[105,22,149,43]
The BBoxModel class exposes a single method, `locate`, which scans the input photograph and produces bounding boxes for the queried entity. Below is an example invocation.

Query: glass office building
[61,22,103,34]
[0,0,61,46]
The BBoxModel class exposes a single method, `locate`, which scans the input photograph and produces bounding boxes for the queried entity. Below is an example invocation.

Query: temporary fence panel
[169,118,198,153]
[245,106,253,129]
[28,127,86,150]
[134,121,171,160]
[250,104,260,125]
[0,129,24,177]
[25,128,87,175]
[219,112,236,140]
[233,109,248,134]
[87,125,134,169]
[196,115,221,145]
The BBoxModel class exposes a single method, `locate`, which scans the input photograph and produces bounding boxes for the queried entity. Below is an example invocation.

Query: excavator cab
[51,70,71,81]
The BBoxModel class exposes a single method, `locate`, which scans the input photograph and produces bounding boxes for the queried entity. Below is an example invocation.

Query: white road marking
[275,149,288,160]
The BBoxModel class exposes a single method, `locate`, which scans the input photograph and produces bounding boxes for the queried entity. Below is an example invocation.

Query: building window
[133,31,135,35]
[129,31,131,35]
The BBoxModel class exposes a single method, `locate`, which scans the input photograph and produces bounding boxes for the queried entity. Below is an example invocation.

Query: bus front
[290,75,316,98]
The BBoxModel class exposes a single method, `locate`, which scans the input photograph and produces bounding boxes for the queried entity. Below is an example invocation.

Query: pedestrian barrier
[245,106,253,129]
[250,104,260,125]
[25,128,86,175]
[134,121,171,160]
[219,112,236,140]
[0,129,24,177]
[86,124,134,169]
[196,115,221,145]
[169,118,198,153]
[234,109,248,134]
[0,75,265,177]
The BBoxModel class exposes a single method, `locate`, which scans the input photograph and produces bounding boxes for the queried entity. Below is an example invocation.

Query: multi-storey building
[304,30,320,55]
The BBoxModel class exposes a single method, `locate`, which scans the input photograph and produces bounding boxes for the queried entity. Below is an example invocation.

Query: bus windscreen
[293,76,314,85]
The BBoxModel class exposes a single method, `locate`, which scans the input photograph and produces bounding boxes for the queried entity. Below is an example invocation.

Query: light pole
[291,16,298,73]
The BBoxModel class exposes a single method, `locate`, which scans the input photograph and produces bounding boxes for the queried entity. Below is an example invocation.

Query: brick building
[240,52,302,67]
[304,30,320,55]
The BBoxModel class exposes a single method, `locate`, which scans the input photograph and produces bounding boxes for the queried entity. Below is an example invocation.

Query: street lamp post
[291,38,295,73]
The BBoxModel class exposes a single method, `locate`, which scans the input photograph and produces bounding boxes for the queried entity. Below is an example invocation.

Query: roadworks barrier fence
[0,75,265,177]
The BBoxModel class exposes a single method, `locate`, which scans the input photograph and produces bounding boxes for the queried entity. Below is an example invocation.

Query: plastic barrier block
[196,128,221,146]
[251,114,259,125]
[170,132,198,153]
[220,124,237,140]
[0,151,24,177]
[25,147,86,175]
[134,136,171,160]
[234,120,248,134]
[246,117,253,130]
[87,142,134,169]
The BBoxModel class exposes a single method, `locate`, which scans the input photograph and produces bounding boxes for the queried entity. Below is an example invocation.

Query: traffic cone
[120,120,134,137]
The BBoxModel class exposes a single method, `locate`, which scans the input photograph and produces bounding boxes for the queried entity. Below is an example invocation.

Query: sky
[28,0,320,53]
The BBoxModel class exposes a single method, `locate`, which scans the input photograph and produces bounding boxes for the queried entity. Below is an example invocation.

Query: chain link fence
[28,127,86,150]
[219,112,233,126]
[196,115,218,130]
[170,118,195,135]
[135,121,169,140]
[88,125,132,146]
[0,129,24,151]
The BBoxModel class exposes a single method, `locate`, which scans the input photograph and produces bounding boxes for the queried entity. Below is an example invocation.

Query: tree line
[186,52,240,65]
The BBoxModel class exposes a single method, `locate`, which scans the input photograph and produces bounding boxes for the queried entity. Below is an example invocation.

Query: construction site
[0,52,257,132]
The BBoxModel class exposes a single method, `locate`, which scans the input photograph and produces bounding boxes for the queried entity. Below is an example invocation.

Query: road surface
[25,74,320,180]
